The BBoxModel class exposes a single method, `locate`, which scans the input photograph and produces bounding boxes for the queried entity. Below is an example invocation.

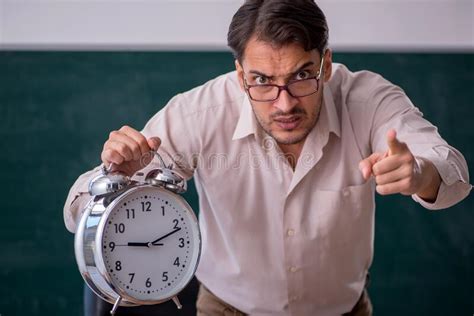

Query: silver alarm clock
[74,152,201,315]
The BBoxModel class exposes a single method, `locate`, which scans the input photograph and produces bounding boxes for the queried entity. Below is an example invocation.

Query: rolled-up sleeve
[411,146,471,209]
[63,165,102,233]
[368,76,471,210]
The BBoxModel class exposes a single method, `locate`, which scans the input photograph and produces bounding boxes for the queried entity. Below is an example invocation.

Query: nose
[273,89,298,113]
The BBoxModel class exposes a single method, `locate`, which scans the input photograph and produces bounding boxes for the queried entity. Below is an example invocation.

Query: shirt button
[343,189,350,197]
[287,229,295,236]
[289,266,298,273]
[289,295,299,302]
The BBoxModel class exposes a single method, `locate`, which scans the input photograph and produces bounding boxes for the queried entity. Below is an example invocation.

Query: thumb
[387,129,406,155]
[359,152,383,180]
[147,137,161,151]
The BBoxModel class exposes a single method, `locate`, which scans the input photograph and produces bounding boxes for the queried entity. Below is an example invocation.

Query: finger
[373,152,414,176]
[359,152,383,180]
[109,130,142,161]
[376,177,413,196]
[375,163,412,185]
[139,137,161,167]
[104,140,134,162]
[119,126,152,157]
[387,129,407,155]
[147,137,161,151]
[101,148,125,166]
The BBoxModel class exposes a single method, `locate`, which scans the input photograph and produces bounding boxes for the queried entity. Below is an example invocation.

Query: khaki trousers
[196,285,373,316]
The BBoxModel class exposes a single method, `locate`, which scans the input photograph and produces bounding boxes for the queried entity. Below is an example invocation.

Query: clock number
[109,242,115,252]
[146,278,152,288]
[126,208,135,219]
[173,257,180,267]
[178,238,185,248]
[114,223,125,234]
[173,219,180,230]
[141,201,152,212]
[161,206,165,216]
[162,272,168,282]
[128,273,135,283]
[115,261,122,271]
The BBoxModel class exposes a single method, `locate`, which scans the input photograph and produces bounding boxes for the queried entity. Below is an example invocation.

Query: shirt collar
[322,84,341,138]
[232,94,260,141]
[232,84,341,141]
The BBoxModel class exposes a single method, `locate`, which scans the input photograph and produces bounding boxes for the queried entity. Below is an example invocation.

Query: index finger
[387,129,407,155]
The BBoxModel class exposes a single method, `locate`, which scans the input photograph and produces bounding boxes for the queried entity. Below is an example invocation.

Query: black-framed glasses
[243,53,326,102]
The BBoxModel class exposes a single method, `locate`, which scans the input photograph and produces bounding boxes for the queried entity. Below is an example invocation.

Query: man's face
[236,37,332,146]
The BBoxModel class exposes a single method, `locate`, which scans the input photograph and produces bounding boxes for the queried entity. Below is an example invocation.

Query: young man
[64,1,471,315]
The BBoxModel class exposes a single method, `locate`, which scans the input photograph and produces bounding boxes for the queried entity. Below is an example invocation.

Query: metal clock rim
[74,200,138,307]
[74,202,118,304]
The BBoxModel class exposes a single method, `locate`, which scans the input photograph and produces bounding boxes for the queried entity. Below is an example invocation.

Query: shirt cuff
[412,154,471,210]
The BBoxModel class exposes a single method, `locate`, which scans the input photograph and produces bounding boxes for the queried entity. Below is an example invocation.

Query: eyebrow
[247,61,316,80]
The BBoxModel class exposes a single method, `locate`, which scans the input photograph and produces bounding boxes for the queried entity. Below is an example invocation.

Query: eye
[295,70,311,80]
[253,76,269,85]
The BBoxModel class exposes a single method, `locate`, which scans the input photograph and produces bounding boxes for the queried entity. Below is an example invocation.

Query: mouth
[273,115,303,130]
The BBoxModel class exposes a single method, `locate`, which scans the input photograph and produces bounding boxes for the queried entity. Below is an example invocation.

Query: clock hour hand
[151,227,181,245]
[127,242,163,247]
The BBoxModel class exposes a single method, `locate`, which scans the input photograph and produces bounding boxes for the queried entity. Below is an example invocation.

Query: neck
[278,142,305,170]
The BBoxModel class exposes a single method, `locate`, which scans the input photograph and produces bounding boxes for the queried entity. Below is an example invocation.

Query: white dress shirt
[64,63,471,315]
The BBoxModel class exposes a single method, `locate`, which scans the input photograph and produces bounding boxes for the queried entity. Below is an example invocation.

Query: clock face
[98,185,200,302]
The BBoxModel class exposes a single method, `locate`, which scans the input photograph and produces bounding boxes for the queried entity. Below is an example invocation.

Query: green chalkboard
[0,52,472,316]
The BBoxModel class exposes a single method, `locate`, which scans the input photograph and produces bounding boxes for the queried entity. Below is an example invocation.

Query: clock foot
[110,296,122,315]
[172,296,182,309]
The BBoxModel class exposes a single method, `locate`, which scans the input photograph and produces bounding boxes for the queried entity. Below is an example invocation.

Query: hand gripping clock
[74,151,201,315]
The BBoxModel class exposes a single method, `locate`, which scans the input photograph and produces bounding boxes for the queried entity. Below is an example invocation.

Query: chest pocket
[303,180,375,249]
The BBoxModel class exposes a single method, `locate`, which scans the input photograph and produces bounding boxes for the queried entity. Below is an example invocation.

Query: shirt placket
[282,125,329,314]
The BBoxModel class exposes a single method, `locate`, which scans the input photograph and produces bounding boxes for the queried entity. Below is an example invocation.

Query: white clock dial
[99,186,200,302]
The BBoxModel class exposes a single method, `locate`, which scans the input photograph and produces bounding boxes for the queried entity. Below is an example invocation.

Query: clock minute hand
[151,227,181,245]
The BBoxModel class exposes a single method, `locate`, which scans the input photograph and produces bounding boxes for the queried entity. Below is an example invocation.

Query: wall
[1,0,473,51]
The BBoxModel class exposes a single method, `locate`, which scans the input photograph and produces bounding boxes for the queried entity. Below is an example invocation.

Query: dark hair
[227,0,329,62]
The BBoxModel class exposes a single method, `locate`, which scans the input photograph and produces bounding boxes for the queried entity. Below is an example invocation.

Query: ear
[235,59,245,91]
[323,49,332,82]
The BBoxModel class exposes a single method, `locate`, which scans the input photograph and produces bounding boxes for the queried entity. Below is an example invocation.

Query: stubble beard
[252,93,323,146]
